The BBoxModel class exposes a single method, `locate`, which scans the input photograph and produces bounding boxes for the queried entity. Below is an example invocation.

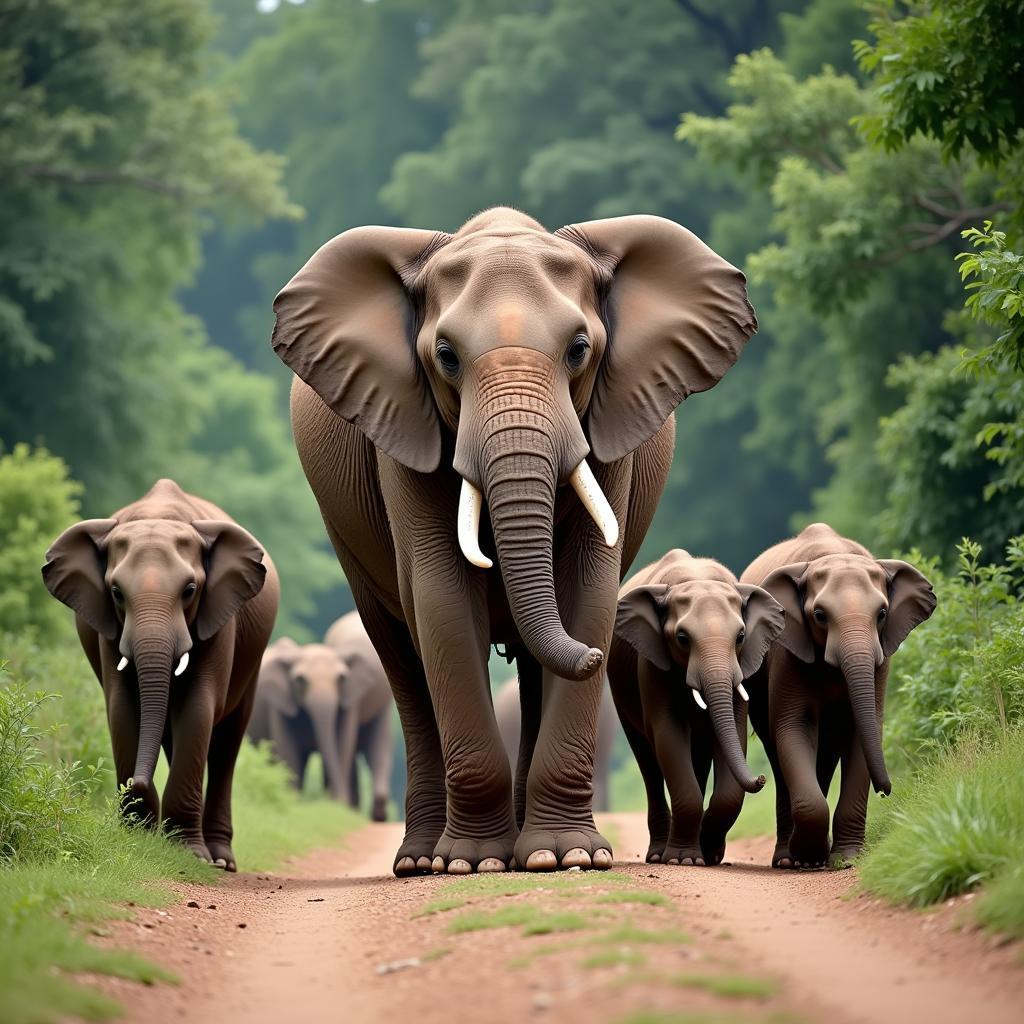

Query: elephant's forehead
[807,555,885,590]
[294,644,342,671]
[427,230,593,292]
[667,581,742,617]
[107,521,200,561]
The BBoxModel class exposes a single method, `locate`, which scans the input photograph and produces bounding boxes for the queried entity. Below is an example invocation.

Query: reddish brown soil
[92,813,1024,1024]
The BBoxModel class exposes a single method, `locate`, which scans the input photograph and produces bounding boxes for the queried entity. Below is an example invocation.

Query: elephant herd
[41,206,935,878]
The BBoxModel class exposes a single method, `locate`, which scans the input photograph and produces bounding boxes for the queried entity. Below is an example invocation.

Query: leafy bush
[0,446,81,640]
[861,728,1024,936]
[885,537,1024,765]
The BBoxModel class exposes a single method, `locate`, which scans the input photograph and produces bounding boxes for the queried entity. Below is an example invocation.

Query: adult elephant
[250,614,392,820]
[272,206,756,875]
[494,676,618,814]
[742,523,936,868]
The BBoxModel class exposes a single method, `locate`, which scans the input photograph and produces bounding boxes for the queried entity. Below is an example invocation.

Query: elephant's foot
[646,838,668,863]
[828,843,862,869]
[430,827,519,874]
[787,829,829,869]
[205,838,237,872]
[393,831,442,876]
[699,831,727,866]
[660,842,705,867]
[371,795,388,823]
[515,824,613,872]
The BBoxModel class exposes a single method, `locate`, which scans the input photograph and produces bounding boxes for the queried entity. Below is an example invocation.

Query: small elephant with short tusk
[41,478,279,871]
[607,549,784,866]
[741,523,936,869]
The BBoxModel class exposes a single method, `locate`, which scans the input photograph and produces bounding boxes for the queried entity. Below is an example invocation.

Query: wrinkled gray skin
[249,613,392,820]
[742,523,936,868]
[494,676,618,814]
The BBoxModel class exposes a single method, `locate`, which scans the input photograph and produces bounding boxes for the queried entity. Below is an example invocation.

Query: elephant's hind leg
[355,588,446,875]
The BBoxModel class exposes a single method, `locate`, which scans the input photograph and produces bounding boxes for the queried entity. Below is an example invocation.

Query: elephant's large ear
[556,215,756,463]
[614,584,671,671]
[41,519,119,639]
[271,226,448,473]
[192,521,267,641]
[877,560,937,657]
[736,584,785,678]
[758,562,814,664]
[261,638,301,717]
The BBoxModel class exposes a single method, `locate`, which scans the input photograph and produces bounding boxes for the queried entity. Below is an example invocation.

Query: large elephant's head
[272,207,756,681]
[760,553,936,796]
[615,579,783,793]
[43,514,266,799]
[259,640,352,800]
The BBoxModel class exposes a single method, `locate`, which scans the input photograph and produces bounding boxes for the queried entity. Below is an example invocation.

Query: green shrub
[886,537,1024,766]
[0,445,81,640]
[861,728,1024,933]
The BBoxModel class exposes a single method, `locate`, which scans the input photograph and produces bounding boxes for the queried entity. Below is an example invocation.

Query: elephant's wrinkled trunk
[483,436,602,681]
[836,623,891,796]
[310,700,346,803]
[127,602,176,798]
[699,662,765,794]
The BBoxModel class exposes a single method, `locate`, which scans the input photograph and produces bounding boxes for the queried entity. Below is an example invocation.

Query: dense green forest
[3,0,1021,634]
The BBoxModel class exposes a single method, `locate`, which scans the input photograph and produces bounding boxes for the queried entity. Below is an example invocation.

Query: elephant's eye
[110,585,124,606]
[813,607,827,626]
[676,629,690,649]
[736,629,746,646]
[182,582,197,601]
[566,334,590,369]
[877,606,888,624]
[435,340,460,376]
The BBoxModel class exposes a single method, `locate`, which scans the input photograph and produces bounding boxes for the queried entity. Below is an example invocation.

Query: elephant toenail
[525,850,558,871]
[667,857,680,865]
[592,849,613,869]
[561,848,591,869]
[447,859,472,875]
[396,857,415,874]
[214,858,227,868]
[415,856,433,871]
[695,858,705,867]
[431,856,446,873]
[478,858,506,873]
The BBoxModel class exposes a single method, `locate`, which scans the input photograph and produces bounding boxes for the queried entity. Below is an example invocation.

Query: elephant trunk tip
[128,775,150,797]
[874,777,892,797]
[572,646,604,681]
[748,773,767,794]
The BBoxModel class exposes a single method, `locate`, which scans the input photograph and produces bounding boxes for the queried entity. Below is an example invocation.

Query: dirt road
[96,814,1024,1024]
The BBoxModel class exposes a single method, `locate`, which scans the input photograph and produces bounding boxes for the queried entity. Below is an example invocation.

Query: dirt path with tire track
[93,813,1024,1024]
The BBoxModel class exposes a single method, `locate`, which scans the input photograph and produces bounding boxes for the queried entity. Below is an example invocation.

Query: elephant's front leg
[653,715,706,866]
[162,676,217,864]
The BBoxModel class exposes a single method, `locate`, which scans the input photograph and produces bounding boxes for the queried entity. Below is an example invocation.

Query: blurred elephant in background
[42,478,278,872]
[249,612,393,820]
[742,523,936,868]
[609,550,783,866]
[494,676,618,813]
[273,206,756,874]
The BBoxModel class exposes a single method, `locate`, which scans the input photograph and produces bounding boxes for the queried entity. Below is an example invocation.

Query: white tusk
[569,460,619,547]
[117,656,128,672]
[175,652,189,677]
[457,478,493,569]
[692,689,707,711]
[737,683,749,702]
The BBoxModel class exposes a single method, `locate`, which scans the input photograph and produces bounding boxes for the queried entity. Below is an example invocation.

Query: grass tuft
[597,890,671,907]
[673,972,779,1000]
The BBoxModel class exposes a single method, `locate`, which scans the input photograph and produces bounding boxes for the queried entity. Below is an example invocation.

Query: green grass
[673,972,779,1000]
[596,890,670,907]
[860,728,1024,936]
[581,946,647,969]
[447,904,591,936]
[599,922,690,945]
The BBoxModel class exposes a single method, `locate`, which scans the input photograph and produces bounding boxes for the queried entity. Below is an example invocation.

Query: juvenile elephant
[494,676,618,813]
[742,523,936,868]
[272,206,756,874]
[42,478,278,871]
[608,550,783,866]
[250,614,393,820]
